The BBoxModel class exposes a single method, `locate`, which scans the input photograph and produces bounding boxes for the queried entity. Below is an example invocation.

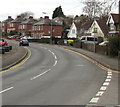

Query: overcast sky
[0,0,118,21]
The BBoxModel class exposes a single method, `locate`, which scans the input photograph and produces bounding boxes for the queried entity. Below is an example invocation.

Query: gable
[90,20,105,37]
[67,22,77,38]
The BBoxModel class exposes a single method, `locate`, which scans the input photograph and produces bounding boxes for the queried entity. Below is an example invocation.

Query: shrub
[108,35,120,56]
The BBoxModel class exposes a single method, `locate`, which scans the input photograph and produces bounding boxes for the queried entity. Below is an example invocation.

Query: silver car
[19,39,29,46]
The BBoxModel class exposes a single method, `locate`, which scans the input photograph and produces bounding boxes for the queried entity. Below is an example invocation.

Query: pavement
[1,43,120,106]
[1,43,28,71]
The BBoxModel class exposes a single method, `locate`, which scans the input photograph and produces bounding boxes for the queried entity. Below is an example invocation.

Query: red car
[0,39,8,46]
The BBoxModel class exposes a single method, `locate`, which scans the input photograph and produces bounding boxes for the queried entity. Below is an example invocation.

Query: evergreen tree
[52,6,65,18]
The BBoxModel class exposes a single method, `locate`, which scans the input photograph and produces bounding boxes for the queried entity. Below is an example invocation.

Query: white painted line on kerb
[0,87,14,94]
[31,69,51,80]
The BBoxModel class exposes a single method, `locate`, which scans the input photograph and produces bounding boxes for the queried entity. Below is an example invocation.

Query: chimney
[17,16,21,18]
[8,16,12,19]
[44,16,49,19]
[29,16,33,19]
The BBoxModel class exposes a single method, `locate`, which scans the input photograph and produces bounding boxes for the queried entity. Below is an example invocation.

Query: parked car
[99,41,109,46]
[79,36,103,44]
[19,39,29,46]
[8,35,22,40]
[0,39,12,53]
[21,36,33,40]
[0,39,8,46]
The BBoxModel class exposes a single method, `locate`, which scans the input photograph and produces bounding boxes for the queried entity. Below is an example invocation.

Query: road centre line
[0,87,14,94]
[30,69,51,80]
[53,60,58,67]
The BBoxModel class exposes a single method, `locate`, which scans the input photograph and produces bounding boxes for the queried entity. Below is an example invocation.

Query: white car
[21,36,33,39]
[99,41,109,46]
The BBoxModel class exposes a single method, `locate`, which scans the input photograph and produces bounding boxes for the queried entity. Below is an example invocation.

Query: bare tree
[82,0,117,18]
[19,11,34,19]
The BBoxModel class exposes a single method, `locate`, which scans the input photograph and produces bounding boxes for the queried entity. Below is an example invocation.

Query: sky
[0,0,119,21]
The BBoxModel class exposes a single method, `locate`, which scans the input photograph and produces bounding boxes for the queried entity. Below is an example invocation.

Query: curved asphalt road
[2,42,107,105]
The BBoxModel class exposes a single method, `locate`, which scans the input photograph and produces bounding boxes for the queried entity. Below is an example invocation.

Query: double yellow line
[1,47,31,73]
[64,48,120,74]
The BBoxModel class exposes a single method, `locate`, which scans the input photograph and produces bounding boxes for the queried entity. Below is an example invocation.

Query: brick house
[1,16,14,33]
[32,16,63,38]
[106,13,119,36]
[8,16,25,33]
[19,16,38,36]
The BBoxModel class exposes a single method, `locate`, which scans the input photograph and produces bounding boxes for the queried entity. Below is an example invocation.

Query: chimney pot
[8,16,11,19]
[44,16,49,19]
[29,16,33,19]
[17,16,21,18]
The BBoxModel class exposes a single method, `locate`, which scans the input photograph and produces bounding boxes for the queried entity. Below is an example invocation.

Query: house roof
[81,20,93,30]
[11,16,25,23]
[20,17,38,24]
[96,19,109,36]
[34,19,62,26]
[2,16,14,22]
[74,22,82,31]
[111,13,119,23]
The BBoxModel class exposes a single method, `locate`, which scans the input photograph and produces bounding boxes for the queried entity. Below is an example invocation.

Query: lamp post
[93,1,96,53]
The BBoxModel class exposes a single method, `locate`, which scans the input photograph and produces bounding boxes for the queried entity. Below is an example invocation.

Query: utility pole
[0,21,2,38]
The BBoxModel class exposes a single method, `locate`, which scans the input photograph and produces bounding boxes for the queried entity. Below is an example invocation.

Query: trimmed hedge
[108,35,120,56]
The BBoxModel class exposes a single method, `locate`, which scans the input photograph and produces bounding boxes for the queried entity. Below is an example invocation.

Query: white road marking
[96,91,104,96]
[105,79,111,82]
[108,72,112,74]
[89,97,99,103]
[48,50,52,53]
[54,55,57,60]
[100,86,107,91]
[31,69,51,80]
[103,82,109,86]
[108,73,112,76]
[76,65,85,67]
[0,87,14,94]
[107,76,112,79]
[53,60,58,66]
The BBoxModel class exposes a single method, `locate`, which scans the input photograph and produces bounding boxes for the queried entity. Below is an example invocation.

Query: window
[87,37,97,41]
[110,24,114,30]
[93,28,97,33]
[23,25,26,29]
[2,23,4,26]
[39,26,41,30]
[72,29,75,33]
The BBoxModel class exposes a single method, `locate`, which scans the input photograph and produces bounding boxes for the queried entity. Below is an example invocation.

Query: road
[2,41,107,105]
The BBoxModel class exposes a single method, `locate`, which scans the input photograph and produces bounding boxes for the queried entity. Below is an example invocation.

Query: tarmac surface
[1,43,120,106]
